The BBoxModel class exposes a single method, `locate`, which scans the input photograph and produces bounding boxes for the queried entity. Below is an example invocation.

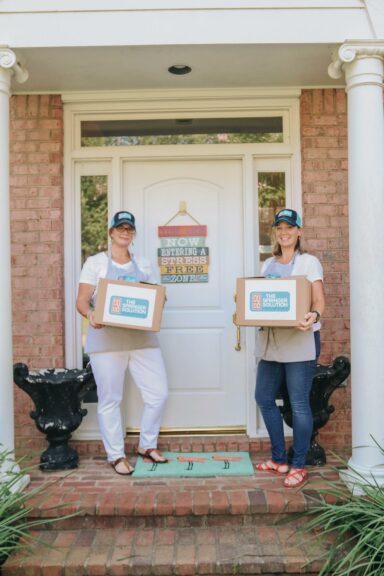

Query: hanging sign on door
[158,203,210,283]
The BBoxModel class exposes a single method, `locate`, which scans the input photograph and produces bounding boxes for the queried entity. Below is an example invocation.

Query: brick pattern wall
[10,95,64,451]
[301,89,351,449]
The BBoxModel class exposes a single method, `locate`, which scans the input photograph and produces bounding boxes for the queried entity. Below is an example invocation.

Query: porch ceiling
[13,43,343,93]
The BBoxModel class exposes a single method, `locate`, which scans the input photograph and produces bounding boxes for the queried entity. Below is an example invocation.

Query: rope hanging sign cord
[163,201,201,226]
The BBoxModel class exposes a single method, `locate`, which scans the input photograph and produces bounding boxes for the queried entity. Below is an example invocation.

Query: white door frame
[63,87,302,438]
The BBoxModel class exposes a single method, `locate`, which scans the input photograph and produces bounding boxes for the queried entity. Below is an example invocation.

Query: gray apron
[85,246,159,354]
[256,254,315,362]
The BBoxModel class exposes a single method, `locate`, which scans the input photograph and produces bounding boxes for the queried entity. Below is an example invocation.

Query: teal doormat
[132,451,254,478]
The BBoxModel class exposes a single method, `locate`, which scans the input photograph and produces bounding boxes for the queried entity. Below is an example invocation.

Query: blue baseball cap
[272,209,302,228]
[110,211,136,230]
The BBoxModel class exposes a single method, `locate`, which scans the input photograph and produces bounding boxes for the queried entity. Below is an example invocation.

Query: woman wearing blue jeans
[255,209,325,488]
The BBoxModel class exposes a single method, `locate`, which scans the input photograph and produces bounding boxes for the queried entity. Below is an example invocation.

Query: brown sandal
[110,457,134,476]
[137,448,168,464]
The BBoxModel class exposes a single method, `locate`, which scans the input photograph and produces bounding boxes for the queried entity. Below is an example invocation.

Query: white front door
[122,158,246,430]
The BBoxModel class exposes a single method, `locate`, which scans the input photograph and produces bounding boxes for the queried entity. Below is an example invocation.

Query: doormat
[132,451,254,478]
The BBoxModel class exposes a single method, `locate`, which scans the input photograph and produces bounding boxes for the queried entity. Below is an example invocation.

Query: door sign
[158,202,210,284]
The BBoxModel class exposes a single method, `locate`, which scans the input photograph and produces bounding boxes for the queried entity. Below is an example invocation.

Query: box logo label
[250,291,290,312]
[109,296,149,319]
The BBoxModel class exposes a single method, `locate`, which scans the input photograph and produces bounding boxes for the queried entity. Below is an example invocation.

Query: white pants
[90,348,168,462]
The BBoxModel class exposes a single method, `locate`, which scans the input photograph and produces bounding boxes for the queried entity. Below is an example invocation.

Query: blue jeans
[255,358,316,469]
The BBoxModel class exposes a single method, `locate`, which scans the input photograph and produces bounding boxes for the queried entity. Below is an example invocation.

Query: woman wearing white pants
[76,211,169,475]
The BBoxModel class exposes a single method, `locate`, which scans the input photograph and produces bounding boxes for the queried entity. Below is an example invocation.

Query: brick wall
[10,95,64,452]
[301,89,351,449]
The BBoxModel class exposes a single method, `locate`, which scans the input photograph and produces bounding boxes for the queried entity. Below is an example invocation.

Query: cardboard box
[235,276,311,327]
[94,278,166,332]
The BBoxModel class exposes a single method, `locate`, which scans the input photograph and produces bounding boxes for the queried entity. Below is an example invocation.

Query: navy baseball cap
[272,209,302,228]
[110,211,136,230]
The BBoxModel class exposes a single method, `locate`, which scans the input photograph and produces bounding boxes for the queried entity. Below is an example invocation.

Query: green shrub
[0,447,76,565]
[302,454,384,575]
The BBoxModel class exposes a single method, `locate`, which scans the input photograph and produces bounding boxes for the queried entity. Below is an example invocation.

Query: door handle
[232,312,241,351]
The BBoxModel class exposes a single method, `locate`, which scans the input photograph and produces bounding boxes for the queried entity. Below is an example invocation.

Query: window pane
[81,117,283,146]
[80,175,108,375]
[81,175,108,264]
[258,172,286,262]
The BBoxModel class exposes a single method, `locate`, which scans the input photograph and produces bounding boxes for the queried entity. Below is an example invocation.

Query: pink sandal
[283,468,308,488]
[256,460,289,475]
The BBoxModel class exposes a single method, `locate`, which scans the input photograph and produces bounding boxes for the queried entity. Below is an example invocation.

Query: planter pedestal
[13,363,96,470]
[277,356,351,465]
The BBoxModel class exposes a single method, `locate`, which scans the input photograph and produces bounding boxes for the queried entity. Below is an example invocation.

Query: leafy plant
[81,175,108,264]
[301,452,384,575]
[0,448,76,565]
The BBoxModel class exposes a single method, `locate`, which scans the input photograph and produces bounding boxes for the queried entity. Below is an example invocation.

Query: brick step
[2,524,327,575]
[73,434,269,458]
[24,456,337,529]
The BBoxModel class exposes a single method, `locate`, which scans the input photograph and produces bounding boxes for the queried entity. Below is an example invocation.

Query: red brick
[175,491,193,516]
[115,529,136,547]
[174,544,196,576]
[41,549,69,575]
[156,492,174,515]
[50,530,78,547]
[116,492,138,515]
[136,492,156,516]
[248,490,267,513]
[152,545,174,575]
[210,491,230,514]
[323,90,336,113]
[193,492,210,515]
[85,547,112,575]
[228,490,249,514]
[64,547,90,575]
[97,493,117,516]
[109,546,134,575]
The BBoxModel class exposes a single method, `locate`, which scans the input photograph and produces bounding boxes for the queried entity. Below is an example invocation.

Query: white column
[329,42,384,486]
[0,48,28,457]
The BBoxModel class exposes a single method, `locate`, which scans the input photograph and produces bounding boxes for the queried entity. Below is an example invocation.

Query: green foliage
[258,172,285,209]
[81,132,283,147]
[81,175,108,263]
[301,452,384,575]
[0,448,76,565]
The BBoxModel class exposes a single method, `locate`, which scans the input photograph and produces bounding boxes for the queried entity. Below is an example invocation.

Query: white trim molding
[0,1,364,12]
[61,87,302,105]
[328,39,384,80]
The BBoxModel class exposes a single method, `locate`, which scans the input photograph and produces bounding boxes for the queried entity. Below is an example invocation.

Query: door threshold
[126,426,246,436]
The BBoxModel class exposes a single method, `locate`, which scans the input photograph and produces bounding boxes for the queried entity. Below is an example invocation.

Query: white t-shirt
[79,252,160,354]
[261,252,323,331]
[256,252,324,362]
[261,252,323,283]
[80,252,158,304]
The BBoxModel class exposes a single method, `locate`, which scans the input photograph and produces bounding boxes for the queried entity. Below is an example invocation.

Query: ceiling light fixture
[168,64,192,76]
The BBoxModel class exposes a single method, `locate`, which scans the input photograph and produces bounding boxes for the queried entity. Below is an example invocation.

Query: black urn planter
[277,355,351,466]
[13,363,96,471]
